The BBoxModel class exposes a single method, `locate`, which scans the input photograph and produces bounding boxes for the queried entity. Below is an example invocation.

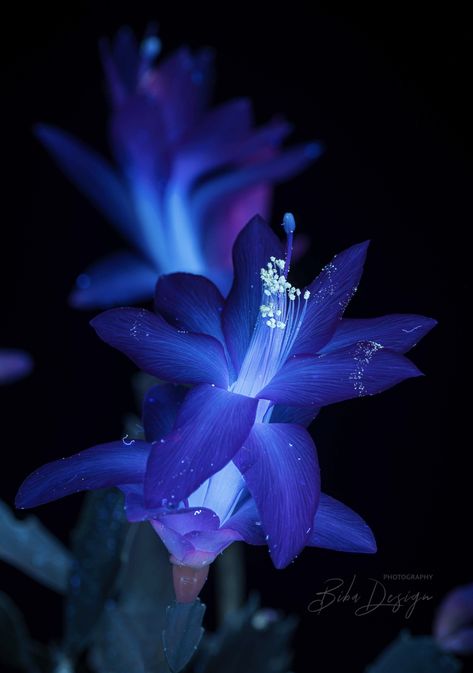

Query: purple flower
[36,26,321,309]
[87,213,436,568]
[434,583,473,655]
[0,349,33,384]
[16,383,376,602]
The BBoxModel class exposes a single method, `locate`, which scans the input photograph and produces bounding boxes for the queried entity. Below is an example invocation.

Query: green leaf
[117,524,175,673]
[90,601,146,673]
[0,499,72,593]
[163,600,206,673]
[0,591,35,671]
[366,631,462,673]
[64,489,129,658]
[197,595,296,673]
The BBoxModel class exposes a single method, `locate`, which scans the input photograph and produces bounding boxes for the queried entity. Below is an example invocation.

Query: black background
[1,2,470,671]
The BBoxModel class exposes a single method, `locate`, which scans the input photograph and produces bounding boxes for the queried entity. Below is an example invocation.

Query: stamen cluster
[259,257,310,329]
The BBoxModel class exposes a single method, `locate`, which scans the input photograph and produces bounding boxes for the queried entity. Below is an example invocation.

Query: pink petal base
[172,563,210,603]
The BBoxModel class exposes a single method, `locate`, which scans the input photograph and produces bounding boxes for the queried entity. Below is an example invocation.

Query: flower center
[231,213,310,399]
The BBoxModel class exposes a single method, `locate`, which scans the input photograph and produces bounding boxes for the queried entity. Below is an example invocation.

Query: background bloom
[16,383,376,601]
[0,349,33,385]
[90,214,436,566]
[434,583,473,655]
[36,26,322,308]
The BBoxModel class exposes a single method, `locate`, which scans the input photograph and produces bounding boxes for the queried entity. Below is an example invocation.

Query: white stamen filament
[231,249,310,398]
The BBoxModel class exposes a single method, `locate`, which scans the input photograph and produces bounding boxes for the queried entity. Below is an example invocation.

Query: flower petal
[234,423,320,568]
[258,343,423,407]
[15,441,151,509]
[35,124,138,245]
[192,143,322,232]
[224,497,267,545]
[292,241,369,356]
[308,494,376,553]
[142,384,188,443]
[69,252,158,309]
[157,507,220,535]
[188,461,246,524]
[0,349,33,384]
[150,518,240,567]
[223,216,284,373]
[145,385,258,507]
[434,583,473,655]
[155,273,225,345]
[319,315,437,355]
[91,308,229,387]
[269,405,320,427]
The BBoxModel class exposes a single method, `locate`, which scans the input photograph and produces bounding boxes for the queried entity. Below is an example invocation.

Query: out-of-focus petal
[0,350,33,384]
[144,385,257,507]
[308,494,376,553]
[16,441,150,509]
[434,583,473,655]
[91,307,229,388]
[259,343,423,407]
[35,124,138,245]
[69,252,158,310]
[234,423,320,568]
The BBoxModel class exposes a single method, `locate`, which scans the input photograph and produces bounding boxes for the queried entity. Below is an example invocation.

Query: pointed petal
[111,26,140,91]
[155,273,225,345]
[0,350,33,384]
[234,423,320,568]
[269,405,320,427]
[309,494,376,553]
[91,307,229,388]
[35,125,138,245]
[192,142,322,227]
[145,385,258,507]
[142,384,188,443]
[319,314,438,355]
[203,184,272,279]
[258,343,423,407]
[223,216,284,373]
[292,242,370,356]
[156,47,214,142]
[224,497,267,545]
[69,252,157,309]
[16,441,150,509]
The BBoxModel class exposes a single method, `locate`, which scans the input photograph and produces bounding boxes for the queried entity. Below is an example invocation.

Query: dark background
[1,2,470,671]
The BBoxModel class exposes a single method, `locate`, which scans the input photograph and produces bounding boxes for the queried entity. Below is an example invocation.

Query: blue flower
[16,383,376,601]
[86,213,436,567]
[0,349,33,384]
[36,26,322,309]
[434,583,473,655]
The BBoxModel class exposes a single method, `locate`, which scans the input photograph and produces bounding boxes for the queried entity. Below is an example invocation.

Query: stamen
[231,217,311,398]
[282,212,296,271]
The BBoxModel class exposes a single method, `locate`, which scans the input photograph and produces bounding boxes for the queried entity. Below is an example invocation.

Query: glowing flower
[87,213,436,567]
[434,583,473,655]
[16,383,376,602]
[0,349,33,384]
[36,27,321,308]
